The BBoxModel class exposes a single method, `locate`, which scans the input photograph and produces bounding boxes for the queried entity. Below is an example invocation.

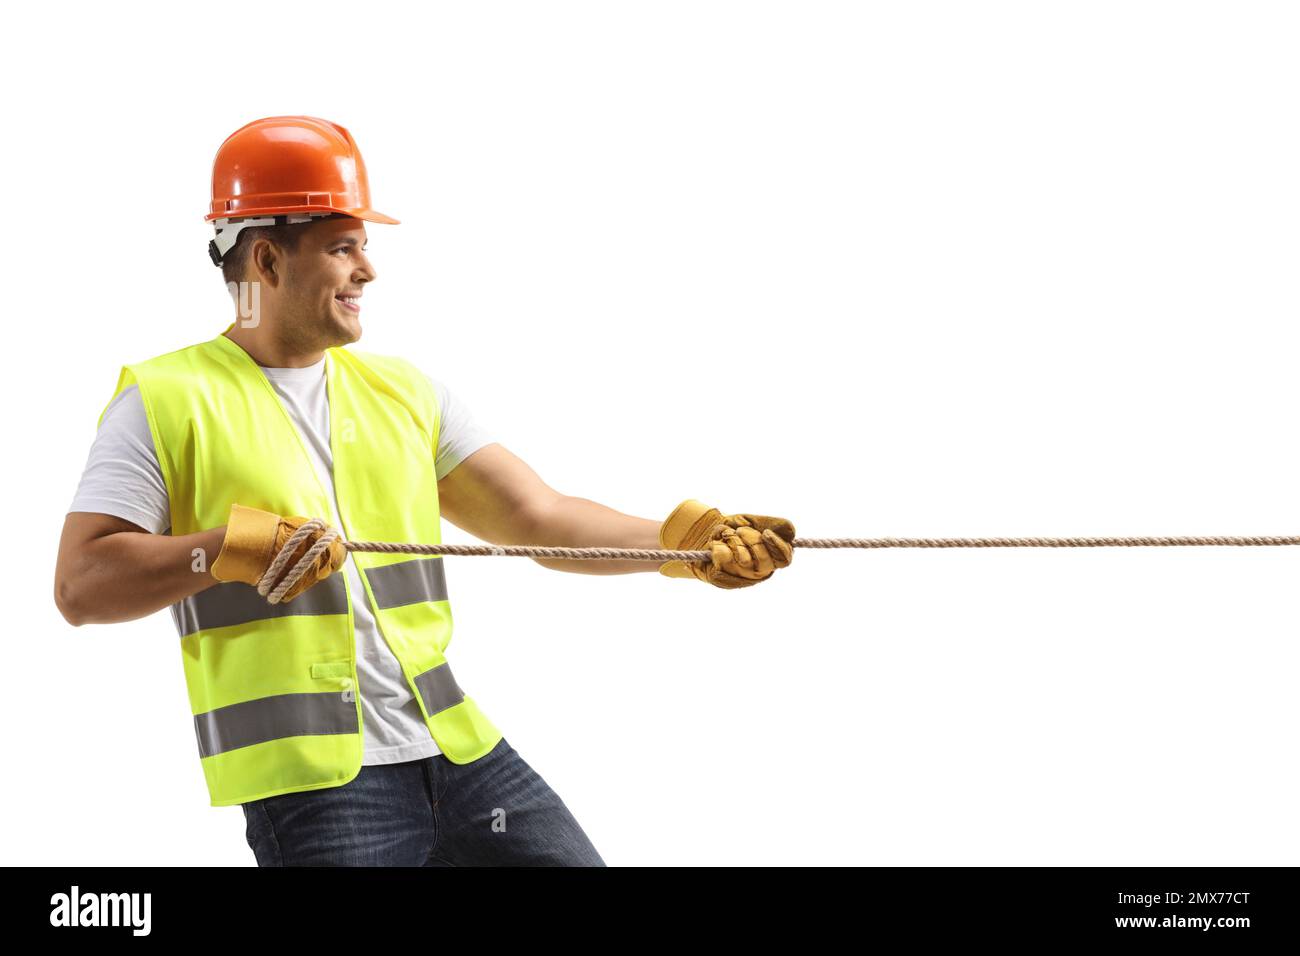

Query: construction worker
[53,115,796,867]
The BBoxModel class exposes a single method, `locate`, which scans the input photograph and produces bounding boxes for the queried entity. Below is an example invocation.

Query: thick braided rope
[261,530,1300,603]
[258,518,343,605]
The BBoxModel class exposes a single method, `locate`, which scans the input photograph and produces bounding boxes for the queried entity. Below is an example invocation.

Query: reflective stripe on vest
[170,555,449,636]
[413,661,466,716]
[364,556,448,609]
[194,690,358,758]
[172,574,348,637]
[193,659,470,757]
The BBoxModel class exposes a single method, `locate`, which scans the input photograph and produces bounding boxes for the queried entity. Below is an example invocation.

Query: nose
[354,250,377,284]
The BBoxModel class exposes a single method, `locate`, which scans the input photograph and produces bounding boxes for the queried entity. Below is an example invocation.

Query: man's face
[271,215,377,350]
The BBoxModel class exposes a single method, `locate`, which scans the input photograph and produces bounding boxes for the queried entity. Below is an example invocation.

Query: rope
[344,534,1300,556]
[258,518,344,605]
[257,528,1300,604]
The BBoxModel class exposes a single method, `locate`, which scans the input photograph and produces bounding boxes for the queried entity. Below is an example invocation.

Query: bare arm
[436,443,664,575]
[54,512,228,626]
[526,497,665,575]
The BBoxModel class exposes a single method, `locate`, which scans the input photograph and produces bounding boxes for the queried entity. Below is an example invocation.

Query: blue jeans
[241,737,605,866]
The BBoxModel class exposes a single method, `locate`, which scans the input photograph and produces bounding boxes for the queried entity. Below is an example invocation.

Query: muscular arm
[54,512,228,626]
[436,443,664,575]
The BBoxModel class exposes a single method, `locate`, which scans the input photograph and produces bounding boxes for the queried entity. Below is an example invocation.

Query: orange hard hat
[207,115,398,267]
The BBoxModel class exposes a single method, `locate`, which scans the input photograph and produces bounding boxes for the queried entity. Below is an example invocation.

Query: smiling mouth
[335,295,361,313]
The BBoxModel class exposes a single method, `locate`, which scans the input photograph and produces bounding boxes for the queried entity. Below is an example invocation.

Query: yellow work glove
[658,498,796,589]
[210,502,347,603]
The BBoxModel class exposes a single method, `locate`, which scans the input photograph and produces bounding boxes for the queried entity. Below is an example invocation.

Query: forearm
[59,525,228,625]
[528,496,664,574]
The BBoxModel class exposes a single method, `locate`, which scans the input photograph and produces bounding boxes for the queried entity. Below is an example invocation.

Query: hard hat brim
[205,205,399,225]
[343,207,400,226]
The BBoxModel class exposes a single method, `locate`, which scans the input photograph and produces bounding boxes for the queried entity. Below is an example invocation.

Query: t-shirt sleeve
[424,373,496,481]
[67,384,172,535]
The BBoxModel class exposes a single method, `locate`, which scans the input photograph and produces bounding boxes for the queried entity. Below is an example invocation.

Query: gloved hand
[210,502,347,603]
[658,498,795,589]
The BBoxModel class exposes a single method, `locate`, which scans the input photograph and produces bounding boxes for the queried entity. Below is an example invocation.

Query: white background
[5,0,1299,866]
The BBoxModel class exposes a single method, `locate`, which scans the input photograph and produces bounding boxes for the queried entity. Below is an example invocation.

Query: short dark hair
[218,214,344,287]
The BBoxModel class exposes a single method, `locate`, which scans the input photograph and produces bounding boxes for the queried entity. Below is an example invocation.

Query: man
[53,115,796,867]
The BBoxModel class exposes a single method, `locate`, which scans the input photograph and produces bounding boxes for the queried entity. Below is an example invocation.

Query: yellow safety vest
[99,325,503,806]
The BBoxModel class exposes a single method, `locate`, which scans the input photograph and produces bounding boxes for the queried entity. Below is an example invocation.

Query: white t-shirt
[67,352,495,765]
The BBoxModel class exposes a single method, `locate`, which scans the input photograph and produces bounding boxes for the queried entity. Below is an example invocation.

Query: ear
[250,238,284,288]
